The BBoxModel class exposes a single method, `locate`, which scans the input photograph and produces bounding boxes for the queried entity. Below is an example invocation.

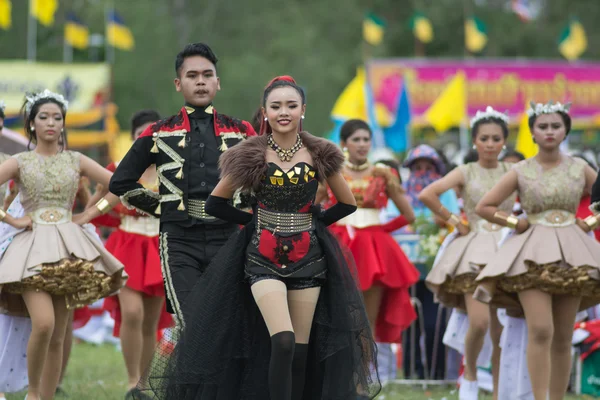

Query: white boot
[458,379,479,400]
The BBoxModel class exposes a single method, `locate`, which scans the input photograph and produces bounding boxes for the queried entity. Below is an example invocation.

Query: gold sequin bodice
[14,151,80,213]
[460,162,515,226]
[515,156,586,215]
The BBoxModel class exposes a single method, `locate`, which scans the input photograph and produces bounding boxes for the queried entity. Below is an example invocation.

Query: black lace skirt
[137,221,381,399]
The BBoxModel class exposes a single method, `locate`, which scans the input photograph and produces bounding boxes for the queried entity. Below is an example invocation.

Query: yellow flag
[0,0,11,30]
[65,13,89,49]
[425,72,467,132]
[363,13,385,46]
[31,0,58,27]
[559,20,587,61]
[515,111,538,158]
[107,10,135,51]
[331,68,367,121]
[465,17,488,53]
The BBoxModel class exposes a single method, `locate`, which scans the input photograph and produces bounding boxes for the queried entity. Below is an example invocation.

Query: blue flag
[384,82,411,152]
[365,81,385,149]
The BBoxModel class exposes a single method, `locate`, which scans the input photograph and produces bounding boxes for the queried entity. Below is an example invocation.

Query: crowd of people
[0,42,599,400]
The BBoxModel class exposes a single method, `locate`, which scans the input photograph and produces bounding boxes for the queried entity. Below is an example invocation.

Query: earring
[301,115,305,119]
[502,145,507,150]
[264,117,267,121]
[30,126,35,132]
[342,147,349,160]
[472,145,476,150]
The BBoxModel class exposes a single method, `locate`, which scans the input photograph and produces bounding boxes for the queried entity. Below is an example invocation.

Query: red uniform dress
[326,164,418,343]
[578,194,600,242]
[99,162,173,336]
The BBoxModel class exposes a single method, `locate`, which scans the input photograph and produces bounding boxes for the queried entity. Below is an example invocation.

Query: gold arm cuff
[506,215,519,230]
[95,198,111,215]
[493,211,508,223]
[584,215,599,230]
[0,208,6,221]
[446,214,461,227]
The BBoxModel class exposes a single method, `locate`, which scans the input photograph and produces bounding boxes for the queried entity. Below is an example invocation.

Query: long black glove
[311,202,357,226]
[205,195,253,225]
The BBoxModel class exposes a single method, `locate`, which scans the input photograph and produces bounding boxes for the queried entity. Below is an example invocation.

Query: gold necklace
[268,134,303,162]
[345,160,370,171]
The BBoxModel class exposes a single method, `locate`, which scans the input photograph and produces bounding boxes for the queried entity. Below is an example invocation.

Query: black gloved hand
[205,195,253,225]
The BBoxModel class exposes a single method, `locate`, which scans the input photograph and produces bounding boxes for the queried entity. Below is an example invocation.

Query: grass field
[4,342,595,399]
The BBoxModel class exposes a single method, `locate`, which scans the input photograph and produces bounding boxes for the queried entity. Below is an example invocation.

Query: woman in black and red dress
[325,119,418,344]
[140,76,379,400]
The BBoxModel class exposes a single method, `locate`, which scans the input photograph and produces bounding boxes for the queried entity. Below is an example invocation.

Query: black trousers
[159,222,239,325]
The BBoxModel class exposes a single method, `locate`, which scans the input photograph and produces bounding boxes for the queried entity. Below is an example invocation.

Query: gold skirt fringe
[3,258,124,310]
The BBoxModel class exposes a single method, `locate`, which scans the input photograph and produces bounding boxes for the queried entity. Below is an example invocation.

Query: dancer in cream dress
[419,107,515,400]
[0,90,126,400]
[474,101,600,400]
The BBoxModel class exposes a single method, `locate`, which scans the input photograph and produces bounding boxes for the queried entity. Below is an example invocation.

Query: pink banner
[367,59,600,122]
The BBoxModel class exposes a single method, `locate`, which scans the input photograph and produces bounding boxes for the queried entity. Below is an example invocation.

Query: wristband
[446,214,461,227]
[95,198,111,215]
[506,215,519,230]
[584,215,599,230]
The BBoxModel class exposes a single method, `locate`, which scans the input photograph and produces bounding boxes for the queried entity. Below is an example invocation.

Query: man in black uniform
[109,43,256,327]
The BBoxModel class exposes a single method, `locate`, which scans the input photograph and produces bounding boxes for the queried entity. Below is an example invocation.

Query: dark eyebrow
[186,69,214,74]
[269,100,299,104]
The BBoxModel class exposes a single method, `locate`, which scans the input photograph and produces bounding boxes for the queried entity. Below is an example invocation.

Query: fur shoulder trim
[219,132,343,191]
[219,135,268,191]
[300,132,344,181]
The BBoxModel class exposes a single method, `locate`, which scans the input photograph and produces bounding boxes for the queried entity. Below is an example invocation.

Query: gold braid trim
[155,129,187,138]
[154,140,185,209]
[159,232,185,329]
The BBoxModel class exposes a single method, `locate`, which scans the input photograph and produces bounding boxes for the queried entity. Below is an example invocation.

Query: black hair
[435,147,456,175]
[22,96,68,151]
[175,43,218,77]
[463,148,479,164]
[262,80,306,108]
[340,119,372,142]
[500,149,525,162]
[0,107,5,120]
[471,117,509,140]
[131,110,161,138]
[528,111,572,135]
[250,107,263,133]
[572,152,598,171]
[376,159,402,183]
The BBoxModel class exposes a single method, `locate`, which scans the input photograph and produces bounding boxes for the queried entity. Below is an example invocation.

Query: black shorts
[246,272,325,290]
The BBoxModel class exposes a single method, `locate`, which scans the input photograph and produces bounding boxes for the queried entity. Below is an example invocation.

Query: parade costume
[0,196,30,393]
[426,162,515,310]
[109,105,256,325]
[0,151,125,315]
[98,162,172,337]
[475,156,600,310]
[326,163,419,342]
[140,132,380,399]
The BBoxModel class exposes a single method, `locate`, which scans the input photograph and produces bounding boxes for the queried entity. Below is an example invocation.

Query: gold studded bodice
[515,156,586,215]
[14,151,80,213]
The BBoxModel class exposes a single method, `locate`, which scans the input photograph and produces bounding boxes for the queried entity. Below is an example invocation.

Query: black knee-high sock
[291,343,309,400]
[270,331,295,400]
